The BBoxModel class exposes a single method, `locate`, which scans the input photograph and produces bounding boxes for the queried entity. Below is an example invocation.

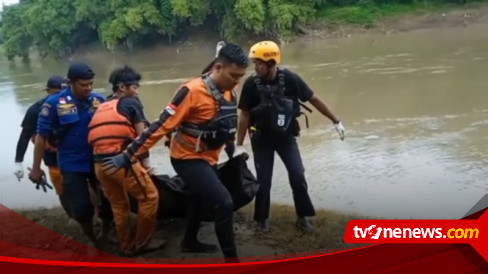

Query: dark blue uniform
[37,89,104,172]
[37,87,112,223]
[238,68,316,223]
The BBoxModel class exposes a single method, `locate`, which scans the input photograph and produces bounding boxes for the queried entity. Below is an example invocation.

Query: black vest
[177,75,238,151]
[250,68,298,133]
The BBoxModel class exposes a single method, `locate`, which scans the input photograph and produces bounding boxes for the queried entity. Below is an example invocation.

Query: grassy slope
[316,1,484,25]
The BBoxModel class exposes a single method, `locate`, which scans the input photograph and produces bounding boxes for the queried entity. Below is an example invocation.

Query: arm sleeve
[125,86,193,158]
[117,97,148,125]
[21,103,40,131]
[237,77,258,111]
[16,103,40,162]
[15,128,35,162]
[291,72,314,102]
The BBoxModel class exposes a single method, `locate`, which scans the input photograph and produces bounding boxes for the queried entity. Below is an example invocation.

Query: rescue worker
[201,41,226,74]
[100,43,249,263]
[29,62,113,247]
[88,65,165,256]
[14,75,70,215]
[236,41,346,232]
[161,41,229,148]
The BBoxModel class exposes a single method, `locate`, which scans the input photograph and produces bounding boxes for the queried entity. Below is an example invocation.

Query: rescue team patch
[57,104,77,116]
[57,103,75,109]
[40,107,50,117]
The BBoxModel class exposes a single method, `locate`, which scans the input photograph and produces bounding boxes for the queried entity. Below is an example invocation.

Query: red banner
[1,203,487,272]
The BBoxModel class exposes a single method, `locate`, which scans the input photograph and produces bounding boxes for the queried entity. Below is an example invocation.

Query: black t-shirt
[115,96,150,159]
[21,99,44,131]
[16,97,57,166]
[116,96,148,125]
[238,68,314,111]
[238,68,314,134]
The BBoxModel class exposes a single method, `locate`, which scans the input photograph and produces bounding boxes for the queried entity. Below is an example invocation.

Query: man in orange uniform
[100,43,249,262]
[88,65,165,256]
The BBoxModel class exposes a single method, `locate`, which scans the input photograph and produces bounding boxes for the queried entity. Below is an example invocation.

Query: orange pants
[48,166,63,195]
[95,161,159,252]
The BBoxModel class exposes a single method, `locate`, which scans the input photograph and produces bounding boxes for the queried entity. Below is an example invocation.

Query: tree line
[0,0,467,60]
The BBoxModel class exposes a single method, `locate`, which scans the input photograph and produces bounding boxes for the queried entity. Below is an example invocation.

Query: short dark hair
[109,65,141,92]
[216,43,249,68]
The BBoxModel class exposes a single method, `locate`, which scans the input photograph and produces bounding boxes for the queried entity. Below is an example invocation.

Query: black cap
[45,75,66,90]
[67,62,95,80]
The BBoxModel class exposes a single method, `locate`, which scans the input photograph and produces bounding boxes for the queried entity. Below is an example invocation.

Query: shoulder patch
[57,103,77,116]
[58,103,75,109]
[41,102,52,108]
[40,106,50,117]
[164,104,177,116]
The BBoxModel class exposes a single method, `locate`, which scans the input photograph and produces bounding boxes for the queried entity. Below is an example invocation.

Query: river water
[1,24,487,219]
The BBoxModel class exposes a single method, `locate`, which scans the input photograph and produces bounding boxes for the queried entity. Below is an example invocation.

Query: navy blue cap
[67,62,95,80]
[45,75,66,90]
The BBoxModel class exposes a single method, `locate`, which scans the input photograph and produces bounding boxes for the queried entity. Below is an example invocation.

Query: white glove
[14,162,24,182]
[234,145,248,157]
[334,121,345,141]
[215,41,226,58]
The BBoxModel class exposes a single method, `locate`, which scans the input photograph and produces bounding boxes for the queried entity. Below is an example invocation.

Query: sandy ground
[15,203,366,262]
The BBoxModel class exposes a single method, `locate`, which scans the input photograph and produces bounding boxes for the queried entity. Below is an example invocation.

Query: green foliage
[170,0,211,26]
[0,0,473,60]
[22,0,79,57]
[267,0,316,38]
[1,4,32,60]
[316,1,442,24]
[234,0,266,34]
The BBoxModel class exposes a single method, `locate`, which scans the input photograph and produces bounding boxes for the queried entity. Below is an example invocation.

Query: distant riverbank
[1,1,487,61]
[302,1,488,40]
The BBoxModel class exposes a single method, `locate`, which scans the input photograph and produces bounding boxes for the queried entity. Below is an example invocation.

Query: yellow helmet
[248,40,281,64]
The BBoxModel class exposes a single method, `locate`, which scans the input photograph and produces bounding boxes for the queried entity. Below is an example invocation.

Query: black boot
[256,219,270,231]
[79,220,99,247]
[181,240,218,253]
[222,246,238,261]
[224,257,241,264]
[296,217,314,233]
[98,219,115,245]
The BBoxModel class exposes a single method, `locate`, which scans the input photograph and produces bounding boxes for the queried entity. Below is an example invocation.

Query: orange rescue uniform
[48,166,63,195]
[125,77,234,164]
[88,98,158,253]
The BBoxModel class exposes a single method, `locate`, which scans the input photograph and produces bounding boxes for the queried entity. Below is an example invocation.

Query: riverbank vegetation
[0,0,482,60]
